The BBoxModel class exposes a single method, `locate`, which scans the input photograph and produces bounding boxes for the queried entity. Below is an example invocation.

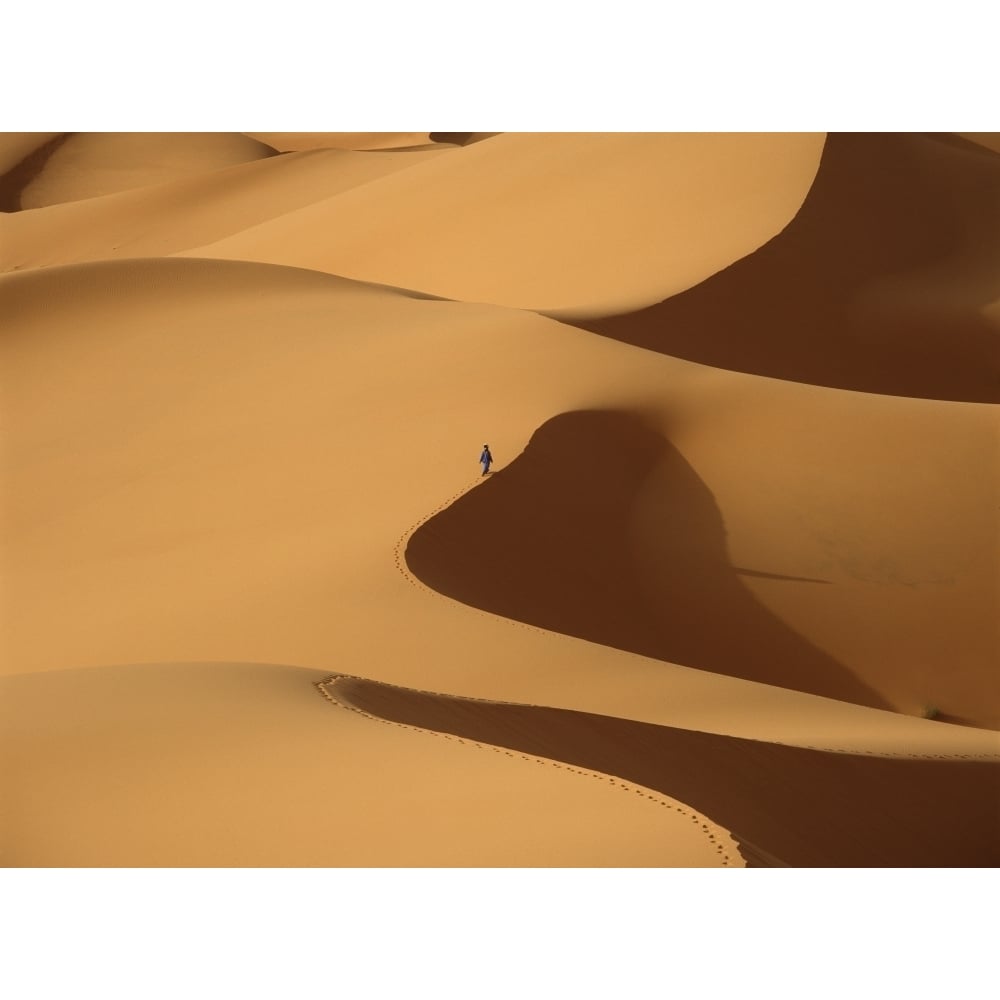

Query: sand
[1,132,997,868]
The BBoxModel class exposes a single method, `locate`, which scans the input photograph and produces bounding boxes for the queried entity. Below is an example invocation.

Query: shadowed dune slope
[333,675,1000,867]
[0,662,734,867]
[429,132,501,146]
[959,133,1000,155]
[181,132,824,316]
[0,133,66,211]
[0,145,451,272]
[15,132,278,210]
[4,257,995,729]
[5,133,997,869]
[407,410,889,711]
[0,133,63,176]
[577,132,1000,402]
[243,132,433,151]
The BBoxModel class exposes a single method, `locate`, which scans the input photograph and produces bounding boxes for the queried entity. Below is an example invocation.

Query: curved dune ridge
[178,132,825,316]
[576,132,1000,402]
[0,145,454,272]
[242,132,438,151]
[326,674,1000,867]
[407,408,999,729]
[2,132,998,867]
[8,132,279,210]
[0,662,733,867]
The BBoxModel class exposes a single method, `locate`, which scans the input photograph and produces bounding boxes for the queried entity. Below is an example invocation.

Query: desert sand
[1,132,997,868]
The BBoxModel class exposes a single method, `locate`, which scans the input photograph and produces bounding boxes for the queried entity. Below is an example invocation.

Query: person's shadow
[407,409,887,710]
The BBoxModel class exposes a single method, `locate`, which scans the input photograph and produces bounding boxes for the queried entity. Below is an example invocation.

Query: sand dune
[407,409,890,711]
[10,132,278,210]
[331,675,1000,867]
[179,132,825,316]
[1,145,452,272]
[243,132,436,151]
[577,132,1000,402]
[0,133,64,210]
[5,255,994,728]
[1,662,734,866]
[2,132,997,868]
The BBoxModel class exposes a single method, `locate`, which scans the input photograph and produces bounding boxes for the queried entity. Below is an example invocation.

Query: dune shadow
[332,676,1000,867]
[571,133,1000,403]
[0,133,72,212]
[406,409,889,711]
[428,132,501,146]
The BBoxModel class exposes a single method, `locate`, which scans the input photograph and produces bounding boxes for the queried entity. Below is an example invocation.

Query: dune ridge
[323,673,1000,867]
[0,133,69,211]
[405,408,999,728]
[0,660,734,867]
[178,132,825,316]
[4,131,997,867]
[0,145,453,272]
[315,674,742,866]
[13,132,280,209]
[575,132,1000,402]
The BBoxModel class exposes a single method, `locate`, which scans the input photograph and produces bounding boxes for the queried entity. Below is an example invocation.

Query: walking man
[480,444,493,476]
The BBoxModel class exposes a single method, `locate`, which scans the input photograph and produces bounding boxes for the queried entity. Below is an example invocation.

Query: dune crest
[406,407,999,728]
[0,661,734,867]
[576,132,1000,402]
[0,145,451,272]
[243,132,435,151]
[4,132,996,867]
[15,132,279,209]
[179,132,825,316]
[327,673,1000,867]
[406,409,888,711]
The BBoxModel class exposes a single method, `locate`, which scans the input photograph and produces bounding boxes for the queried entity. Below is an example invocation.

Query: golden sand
[2,132,998,867]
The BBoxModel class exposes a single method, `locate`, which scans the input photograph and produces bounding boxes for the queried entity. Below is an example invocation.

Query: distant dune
[2,132,997,867]
[243,132,435,151]
[179,132,825,316]
[7,132,278,210]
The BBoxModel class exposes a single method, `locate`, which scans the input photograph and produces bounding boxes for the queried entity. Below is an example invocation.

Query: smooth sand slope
[578,132,1000,402]
[1,662,734,867]
[2,133,997,866]
[8,132,278,210]
[330,675,1000,867]
[1,145,452,272]
[180,132,825,316]
[5,255,995,726]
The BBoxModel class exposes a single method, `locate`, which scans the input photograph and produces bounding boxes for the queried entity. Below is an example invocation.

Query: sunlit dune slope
[3,256,995,732]
[0,145,453,272]
[407,404,999,728]
[0,662,735,866]
[243,132,434,151]
[180,132,825,317]
[408,411,887,711]
[11,132,278,210]
[577,132,1000,402]
[333,675,1000,867]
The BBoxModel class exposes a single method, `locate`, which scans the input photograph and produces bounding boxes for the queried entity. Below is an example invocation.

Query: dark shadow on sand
[334,676,1000,867]
[406,409,889,711]
[571,133,1000,403]
[0,133,72,213]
